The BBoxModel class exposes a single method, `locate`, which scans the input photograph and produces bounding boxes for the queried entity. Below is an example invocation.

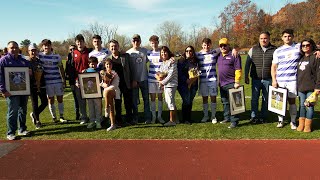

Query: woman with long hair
[156,46,178,126]
[297,38,318,132]
[177,46,199,124]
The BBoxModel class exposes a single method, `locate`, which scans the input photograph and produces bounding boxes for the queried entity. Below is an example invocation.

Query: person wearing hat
[217,38,242,128]
[0,41,31,140]
[126,34,152,124]
[28,44,47,129]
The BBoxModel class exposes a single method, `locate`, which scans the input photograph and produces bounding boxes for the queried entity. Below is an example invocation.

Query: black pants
[115,85,133,124]
[30,87,48,122]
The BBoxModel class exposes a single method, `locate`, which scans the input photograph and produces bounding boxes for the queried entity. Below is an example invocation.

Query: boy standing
[83,57,102,129]
[197,38,219,124]
[89,35,110,69]
[147,35,164,124]
[39,39,66,123]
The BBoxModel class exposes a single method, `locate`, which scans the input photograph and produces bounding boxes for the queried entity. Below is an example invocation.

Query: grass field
[1,56,320,140]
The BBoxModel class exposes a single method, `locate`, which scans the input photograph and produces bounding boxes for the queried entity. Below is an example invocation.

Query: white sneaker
[59,117,67,123]
[18,130,29,136]
[107,125,116,131]
[80,120,87,125]
[276,121,284,128]
[164,121,176,127]
[211,117,217,124]
[158,117,165,124]
[201,116,209,123]
[290,122,297,130]
[7,134,16,140]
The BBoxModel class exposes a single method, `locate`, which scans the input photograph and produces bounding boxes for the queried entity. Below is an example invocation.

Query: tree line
[15,0,320,58]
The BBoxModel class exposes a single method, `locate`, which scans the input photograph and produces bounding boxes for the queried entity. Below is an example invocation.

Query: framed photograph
[4,67,30,95]
[268,86,288,116]
[78,72,102,99]
[228,86,245,115]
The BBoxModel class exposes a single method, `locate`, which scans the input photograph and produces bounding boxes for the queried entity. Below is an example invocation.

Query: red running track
[0,140,319,179]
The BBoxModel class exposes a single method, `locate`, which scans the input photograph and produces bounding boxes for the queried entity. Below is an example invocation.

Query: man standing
[245,32,277,123]
[39,39,66,123]
[89,35,110,68]
[65,44,80,120]
[217,38,242,128]
[147,35,165,124]
[197,38,219,124]
[28,44,48,129]
[271,29,299,129]
[126,34,151,124]
[73,34,90,124]
[107,39,134,126]
[0,41,30,140]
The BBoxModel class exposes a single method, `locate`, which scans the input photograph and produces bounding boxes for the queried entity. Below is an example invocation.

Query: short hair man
[196,38,219,124]
[147,35,165,124]
[0,41,31,140]
[271,29,301,129]
[107,39,134,126]
[126,34,151,124]
[65,44,80,120]
[73,34,90,124]
[89,34,110,69]
[39,39,66,123]
[28,44,48,129]
[217,38,242,128]
[245,31,277,124]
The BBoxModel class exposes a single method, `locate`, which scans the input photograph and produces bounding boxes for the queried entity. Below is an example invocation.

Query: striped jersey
[196,50,218,83]
[39,52,63,85]
[272,43,301,83]
[147,50,163,83]
[89,48,110,66]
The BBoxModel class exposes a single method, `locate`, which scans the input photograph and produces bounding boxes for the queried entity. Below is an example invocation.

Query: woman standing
[156,46,178,126]
[297,38,318,132]
[177,46,199,124]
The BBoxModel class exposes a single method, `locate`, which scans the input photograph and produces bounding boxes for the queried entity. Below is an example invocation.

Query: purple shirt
[0,53,30,93]
[217,52,241,87]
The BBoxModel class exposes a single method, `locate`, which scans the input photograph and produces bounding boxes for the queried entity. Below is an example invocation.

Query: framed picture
[228,86,245,115]
[268,86,288,116]
[4,67,30,95]
[78,72,102,99]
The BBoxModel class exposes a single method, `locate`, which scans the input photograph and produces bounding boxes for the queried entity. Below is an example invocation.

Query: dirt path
[0,140,318,179]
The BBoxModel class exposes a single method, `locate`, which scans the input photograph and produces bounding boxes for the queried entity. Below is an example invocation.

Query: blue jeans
[6,95,28,135]
[220,83,238,122]
[251,79,271,119]
[298,91,314,119]
[178,85,197,106]
[132,80,151,121]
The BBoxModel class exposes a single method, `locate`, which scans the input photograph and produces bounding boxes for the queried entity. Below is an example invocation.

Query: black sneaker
[228,121,238,129]
[52,118,58,123]
[250,117,259,124]
[35,122,42,129]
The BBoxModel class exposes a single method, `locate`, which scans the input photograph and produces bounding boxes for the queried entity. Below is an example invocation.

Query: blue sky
[1,0,305,48]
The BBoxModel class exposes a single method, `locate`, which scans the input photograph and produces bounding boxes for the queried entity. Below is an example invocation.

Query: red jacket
[73,47,89,80]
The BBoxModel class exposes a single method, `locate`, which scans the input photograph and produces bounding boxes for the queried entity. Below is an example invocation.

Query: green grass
[1,56,320,140]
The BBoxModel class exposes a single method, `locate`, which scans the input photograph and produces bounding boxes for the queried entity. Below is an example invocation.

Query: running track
[0,140,319,179]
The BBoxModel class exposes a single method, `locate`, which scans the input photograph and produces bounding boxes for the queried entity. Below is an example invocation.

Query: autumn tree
[89,22,118,47]
[155,21,184,53]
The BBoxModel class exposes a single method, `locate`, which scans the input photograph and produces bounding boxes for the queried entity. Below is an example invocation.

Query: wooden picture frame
[4,67,30,95]
[228,86,245,115]
[78,72,102,99]
[268,86,288,116]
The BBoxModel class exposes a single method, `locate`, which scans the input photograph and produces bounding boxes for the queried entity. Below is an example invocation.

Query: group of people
[0,28,320,140]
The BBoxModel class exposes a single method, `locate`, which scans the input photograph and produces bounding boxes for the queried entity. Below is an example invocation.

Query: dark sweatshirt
[297,53,319,92]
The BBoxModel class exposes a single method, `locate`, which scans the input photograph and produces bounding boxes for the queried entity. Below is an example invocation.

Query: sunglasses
[220,44,227,48]
[185,49,193,53]
[132,39,140,42]
[302,44,311,48]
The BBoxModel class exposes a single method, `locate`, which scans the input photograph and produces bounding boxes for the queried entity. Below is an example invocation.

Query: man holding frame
[0,41,30,140]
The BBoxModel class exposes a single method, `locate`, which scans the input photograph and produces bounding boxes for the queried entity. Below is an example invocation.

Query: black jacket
[245,43,277,80]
